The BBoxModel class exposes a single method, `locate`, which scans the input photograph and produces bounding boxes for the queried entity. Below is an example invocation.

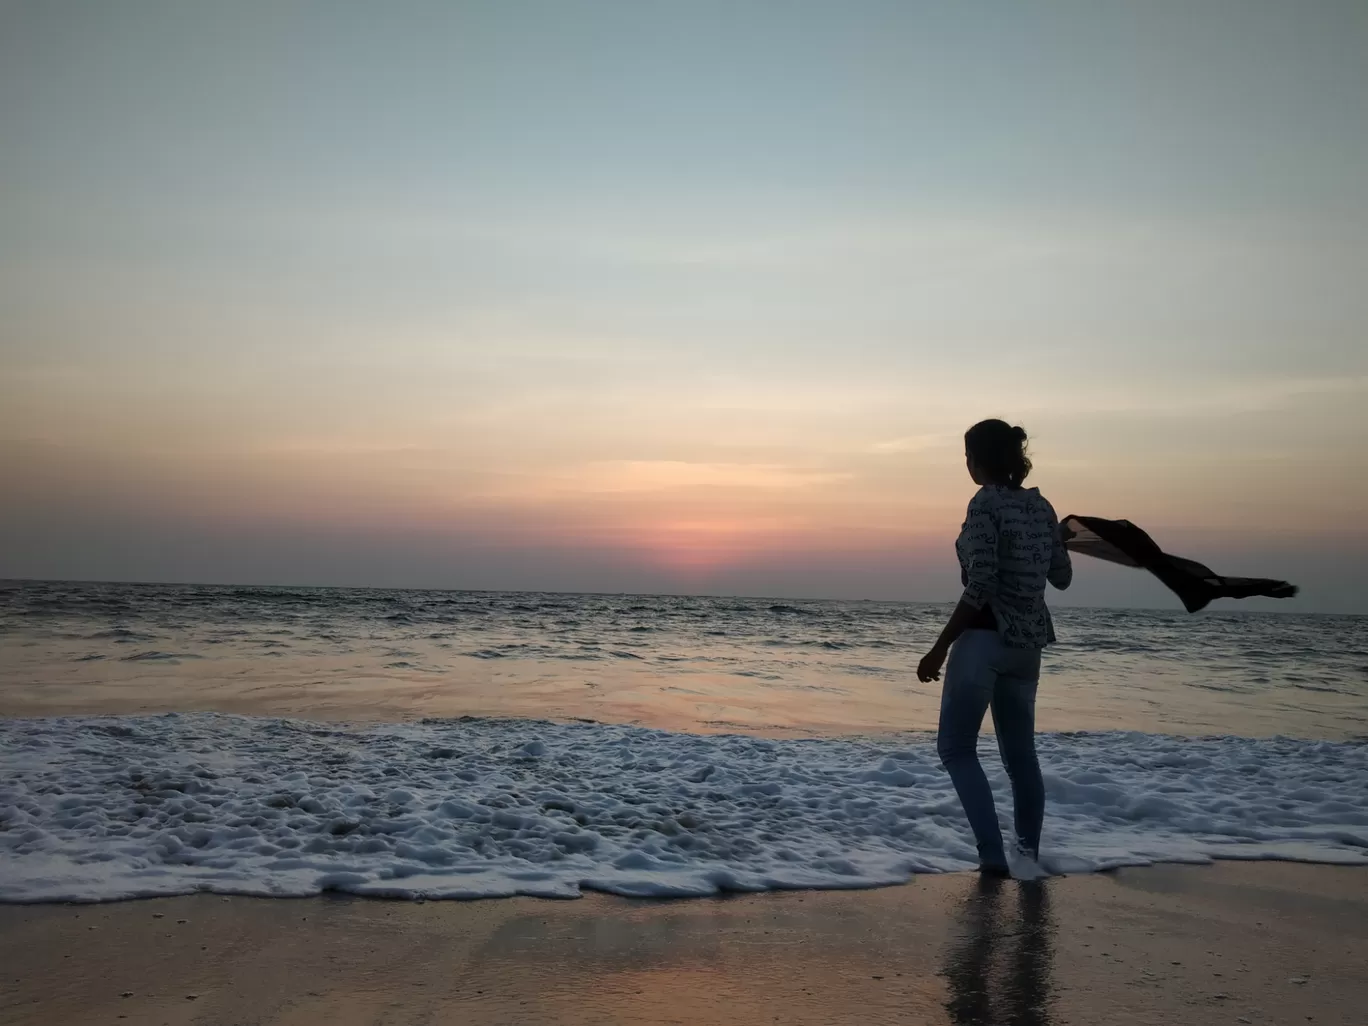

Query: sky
[2,0,1366,611]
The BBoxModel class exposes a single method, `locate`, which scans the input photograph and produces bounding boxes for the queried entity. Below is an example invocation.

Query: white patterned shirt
[956,485,1072,648]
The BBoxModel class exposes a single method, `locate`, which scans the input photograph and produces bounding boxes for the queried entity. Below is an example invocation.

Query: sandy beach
[2,861,1364,1026]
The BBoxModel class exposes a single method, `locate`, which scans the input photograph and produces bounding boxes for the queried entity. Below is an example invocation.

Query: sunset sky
[3,1,1366,610]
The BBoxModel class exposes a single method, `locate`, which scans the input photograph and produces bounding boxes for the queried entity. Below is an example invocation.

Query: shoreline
[2,862,1365,1025]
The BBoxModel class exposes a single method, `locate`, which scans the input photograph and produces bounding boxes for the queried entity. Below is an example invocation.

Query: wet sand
[1,861,1364,1026]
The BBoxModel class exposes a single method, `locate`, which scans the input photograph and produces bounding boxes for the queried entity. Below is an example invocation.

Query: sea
[2,580,1366,902]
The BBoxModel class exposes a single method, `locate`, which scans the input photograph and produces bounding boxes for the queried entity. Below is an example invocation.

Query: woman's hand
[917,644,948,683]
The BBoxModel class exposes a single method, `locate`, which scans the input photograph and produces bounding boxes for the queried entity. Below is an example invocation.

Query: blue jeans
[936,629,1044,867]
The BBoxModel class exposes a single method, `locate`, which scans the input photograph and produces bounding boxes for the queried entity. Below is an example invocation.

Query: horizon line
[0,576,1345,618]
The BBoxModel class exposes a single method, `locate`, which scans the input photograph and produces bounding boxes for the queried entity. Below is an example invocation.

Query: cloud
[487,460,854,498]
[869,433,955,454]
[1031,374,1368,420]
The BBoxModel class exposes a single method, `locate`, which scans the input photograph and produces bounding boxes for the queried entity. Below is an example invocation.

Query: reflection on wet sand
[3,864,1366,1025]
[457,887,953,1024]
[465,880,1058,1024]
[944,878,1052,1025]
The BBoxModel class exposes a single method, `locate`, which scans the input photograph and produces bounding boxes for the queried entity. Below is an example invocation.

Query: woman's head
[964,419,1032,488]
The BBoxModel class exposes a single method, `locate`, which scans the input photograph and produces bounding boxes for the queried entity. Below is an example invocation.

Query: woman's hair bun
[1012,425,1028,442]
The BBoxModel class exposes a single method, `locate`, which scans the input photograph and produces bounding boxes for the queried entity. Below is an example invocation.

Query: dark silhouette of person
[943,877,1054,1025]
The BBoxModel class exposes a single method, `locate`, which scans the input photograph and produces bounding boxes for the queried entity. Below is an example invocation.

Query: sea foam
[1,713,1364,903]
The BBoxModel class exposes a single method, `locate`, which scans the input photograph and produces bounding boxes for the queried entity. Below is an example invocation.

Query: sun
[628,517,791,580]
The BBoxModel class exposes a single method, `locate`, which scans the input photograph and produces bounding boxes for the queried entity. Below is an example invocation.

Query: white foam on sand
[1,713,1364,903]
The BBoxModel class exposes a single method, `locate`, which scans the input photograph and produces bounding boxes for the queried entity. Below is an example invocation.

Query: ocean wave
[4,582,1366,743]
[462,648,517,660]
[117,650,205,663]
[88,628,158,643]
[1,714,1364,904]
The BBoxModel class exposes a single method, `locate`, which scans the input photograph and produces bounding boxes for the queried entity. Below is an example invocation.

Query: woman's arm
[917,597,987,682]
[1049,518,1074,591]
[918,501,998,682]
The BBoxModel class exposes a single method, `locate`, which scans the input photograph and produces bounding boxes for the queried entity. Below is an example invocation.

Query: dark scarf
[1061,515,1298,613]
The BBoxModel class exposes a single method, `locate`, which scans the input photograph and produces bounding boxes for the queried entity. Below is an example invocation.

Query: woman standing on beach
[917,420,1073,877]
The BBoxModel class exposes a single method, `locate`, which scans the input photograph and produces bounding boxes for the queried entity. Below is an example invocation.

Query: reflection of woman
[943,877,1000,1025]
[918,420,1072,876]
[943,877,1053,1026]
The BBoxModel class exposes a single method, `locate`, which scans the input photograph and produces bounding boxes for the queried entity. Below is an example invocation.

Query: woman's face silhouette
[966,452,988,486]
